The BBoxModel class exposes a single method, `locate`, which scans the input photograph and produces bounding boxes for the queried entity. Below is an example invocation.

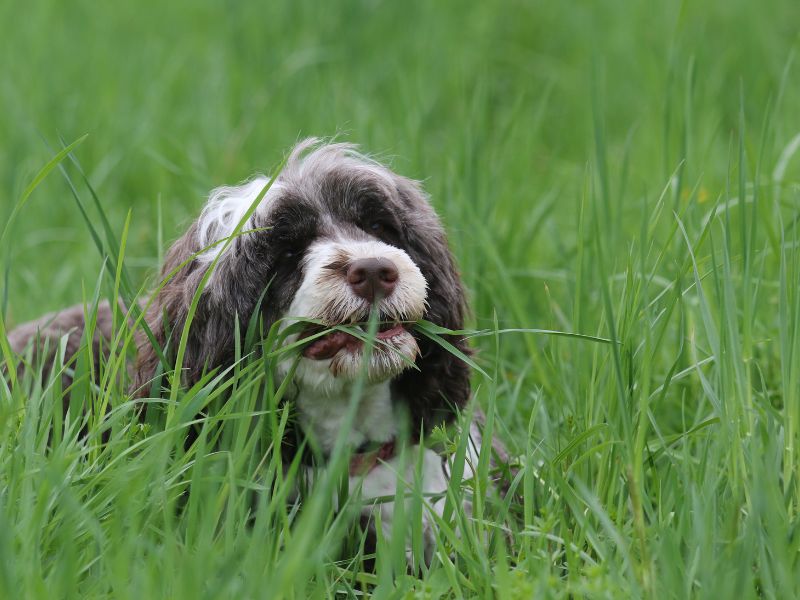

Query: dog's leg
[293,418,505,567]
[358,442,475,567]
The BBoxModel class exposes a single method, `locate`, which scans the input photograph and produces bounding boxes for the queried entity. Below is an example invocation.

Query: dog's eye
[369,220,399,237]
[360,214,401,241]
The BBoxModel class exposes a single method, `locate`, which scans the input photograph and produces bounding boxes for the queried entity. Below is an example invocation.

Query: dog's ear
[132,177,282,397]
[132,222,215,396]
[131,223,252,397]
[390,176,472,432]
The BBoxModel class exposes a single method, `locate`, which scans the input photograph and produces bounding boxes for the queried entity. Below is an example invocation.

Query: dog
[8,139,504,562]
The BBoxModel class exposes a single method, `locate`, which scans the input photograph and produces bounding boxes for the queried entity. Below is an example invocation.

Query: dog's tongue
[302,331,360,360]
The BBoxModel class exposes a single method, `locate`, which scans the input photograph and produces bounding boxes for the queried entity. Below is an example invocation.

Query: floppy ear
[131,223,249,397]
[390,177,472,432]
[132,177,283,397]
[131,222,219,397]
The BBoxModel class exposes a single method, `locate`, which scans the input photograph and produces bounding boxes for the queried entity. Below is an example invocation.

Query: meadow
[1,0,800,597]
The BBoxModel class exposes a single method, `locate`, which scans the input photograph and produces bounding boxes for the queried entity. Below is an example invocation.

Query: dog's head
[134,139,471,430]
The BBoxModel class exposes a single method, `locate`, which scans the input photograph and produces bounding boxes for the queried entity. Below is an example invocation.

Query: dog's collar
[349,439,397,476]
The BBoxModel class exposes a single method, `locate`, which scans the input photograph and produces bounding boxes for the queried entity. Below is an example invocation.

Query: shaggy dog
[8,139,501,561]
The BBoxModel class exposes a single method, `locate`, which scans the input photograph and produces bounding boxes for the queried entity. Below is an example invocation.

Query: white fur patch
[287,238,427,326]
[294,380,398,452]
[195,176,282,266]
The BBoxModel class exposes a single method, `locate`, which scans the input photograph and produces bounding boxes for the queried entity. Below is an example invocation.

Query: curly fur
[132,139,472,437]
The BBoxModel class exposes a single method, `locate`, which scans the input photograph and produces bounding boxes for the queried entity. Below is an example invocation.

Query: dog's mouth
[299,321,410,361]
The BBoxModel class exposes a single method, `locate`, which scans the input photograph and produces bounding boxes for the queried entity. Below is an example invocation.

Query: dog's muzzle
[282,238,428,382]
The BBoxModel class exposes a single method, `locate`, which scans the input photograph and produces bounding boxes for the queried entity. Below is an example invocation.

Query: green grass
[2,0,800,597]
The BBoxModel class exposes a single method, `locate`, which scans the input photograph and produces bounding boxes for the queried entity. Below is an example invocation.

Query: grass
[2,0,800,597]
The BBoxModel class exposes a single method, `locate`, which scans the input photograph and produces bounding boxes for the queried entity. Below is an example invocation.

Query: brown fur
[131,141,472,436]
[8,140,474,443]
[7,300,117,410]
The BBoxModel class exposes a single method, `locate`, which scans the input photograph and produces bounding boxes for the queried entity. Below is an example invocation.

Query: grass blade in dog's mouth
[298,321,411,360]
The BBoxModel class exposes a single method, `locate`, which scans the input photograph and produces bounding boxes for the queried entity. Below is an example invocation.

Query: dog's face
[134,139,471,430]
[283,236,427,390]
[213,174,432,392]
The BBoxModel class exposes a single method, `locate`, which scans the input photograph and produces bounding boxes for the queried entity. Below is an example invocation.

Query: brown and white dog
[8,139,502,560]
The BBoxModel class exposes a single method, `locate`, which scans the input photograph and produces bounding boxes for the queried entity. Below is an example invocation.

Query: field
[2,0,800,597]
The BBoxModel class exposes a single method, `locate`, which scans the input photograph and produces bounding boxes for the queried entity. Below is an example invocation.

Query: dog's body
[8,139,504,561]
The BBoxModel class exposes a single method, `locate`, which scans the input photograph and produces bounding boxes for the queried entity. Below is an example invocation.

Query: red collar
[349,439,397,476]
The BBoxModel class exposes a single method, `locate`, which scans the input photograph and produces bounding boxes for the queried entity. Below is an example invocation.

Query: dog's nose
[347,258,399,302]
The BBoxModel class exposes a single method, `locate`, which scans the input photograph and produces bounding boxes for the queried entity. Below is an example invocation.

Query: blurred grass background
[3,0,796,323]
[2,0,800,597]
